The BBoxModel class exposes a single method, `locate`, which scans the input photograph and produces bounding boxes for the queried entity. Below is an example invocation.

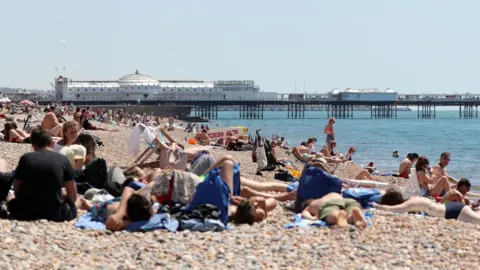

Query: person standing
[324,118,335,144]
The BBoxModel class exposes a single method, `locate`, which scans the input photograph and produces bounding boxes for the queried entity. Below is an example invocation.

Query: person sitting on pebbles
[300,192,368,229]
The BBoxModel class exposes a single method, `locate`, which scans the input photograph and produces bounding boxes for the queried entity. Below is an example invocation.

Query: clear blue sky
[1,0,479,94]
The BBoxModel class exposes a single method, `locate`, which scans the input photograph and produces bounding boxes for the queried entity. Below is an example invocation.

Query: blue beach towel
[284,211,374,229]
[342,188,383,209]
[75,213,179,232]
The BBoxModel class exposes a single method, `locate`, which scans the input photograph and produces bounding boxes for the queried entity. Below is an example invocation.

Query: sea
[206,110,480,184]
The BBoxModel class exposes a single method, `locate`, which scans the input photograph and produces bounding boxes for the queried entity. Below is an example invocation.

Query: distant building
[329,88,397,102]
[55,70,278,102]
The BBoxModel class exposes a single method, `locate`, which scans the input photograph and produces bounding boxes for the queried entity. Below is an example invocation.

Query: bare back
[398,159,411,175]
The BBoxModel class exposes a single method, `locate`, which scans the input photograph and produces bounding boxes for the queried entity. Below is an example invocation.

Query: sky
[1,0,479,94]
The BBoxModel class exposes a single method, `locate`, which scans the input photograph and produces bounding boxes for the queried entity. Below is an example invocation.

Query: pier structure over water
[45,93,480,120]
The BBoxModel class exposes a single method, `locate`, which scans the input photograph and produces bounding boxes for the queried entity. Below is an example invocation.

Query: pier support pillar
[460,105,476,119]
[239,104,264,119]
[194,104,218,119]
[287,102,305,119]
[417,105,435,119]
[327,104,354,119]
[370,105,395,119]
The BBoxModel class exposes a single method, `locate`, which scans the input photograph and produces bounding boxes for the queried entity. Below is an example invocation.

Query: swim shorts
[318,198,361,220]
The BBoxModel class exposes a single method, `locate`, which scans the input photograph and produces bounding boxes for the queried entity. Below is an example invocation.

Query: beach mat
[284,211,373,229]
[76,213,179,232]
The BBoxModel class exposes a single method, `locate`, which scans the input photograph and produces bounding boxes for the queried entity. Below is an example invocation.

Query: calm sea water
[204,110,480,184]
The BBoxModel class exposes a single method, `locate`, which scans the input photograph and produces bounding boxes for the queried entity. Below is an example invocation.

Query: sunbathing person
[306,137,317,154]
[80,109,117,132]
[104,157,229,231]
[300,192,368,229]
[416,156,452,197]
[398,153,419,178]
[3,122,29,143]
[372,190,480,225]
[53,121,80,152]
[42,112,63,137]
[320,140,338,158]
[7,128,78,221]
[442,178,472,205]
[194,129,210,145]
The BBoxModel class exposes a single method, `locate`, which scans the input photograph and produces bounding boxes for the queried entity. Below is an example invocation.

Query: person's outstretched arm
[373,197,432,213]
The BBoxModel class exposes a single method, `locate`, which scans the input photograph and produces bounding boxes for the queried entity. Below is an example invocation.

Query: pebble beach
[1,121,480,269]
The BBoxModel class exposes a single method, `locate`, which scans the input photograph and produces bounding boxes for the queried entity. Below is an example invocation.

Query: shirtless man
[431,152,451,182]
[398,153,419,178]
[300,192,368,229]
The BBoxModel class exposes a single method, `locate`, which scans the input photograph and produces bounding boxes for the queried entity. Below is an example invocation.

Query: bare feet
[349,208,368,230]
[336,210,348,228]
[327,210,349,228]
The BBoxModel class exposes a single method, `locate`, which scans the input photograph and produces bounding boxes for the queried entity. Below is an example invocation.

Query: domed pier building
[54,70,277,102]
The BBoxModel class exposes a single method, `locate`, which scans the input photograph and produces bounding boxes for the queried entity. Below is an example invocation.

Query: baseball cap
[59,144,87,166]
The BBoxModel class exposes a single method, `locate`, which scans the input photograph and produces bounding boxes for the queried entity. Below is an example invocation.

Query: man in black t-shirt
[8,128,78,221]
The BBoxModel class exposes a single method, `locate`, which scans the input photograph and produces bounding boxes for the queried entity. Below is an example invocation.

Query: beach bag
[255,138,268,170]
[294,166,342,213]
[185,167,231,224]
[342,188,382,208]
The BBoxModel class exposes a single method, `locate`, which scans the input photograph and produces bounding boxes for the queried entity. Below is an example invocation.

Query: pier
[43,93,480,120]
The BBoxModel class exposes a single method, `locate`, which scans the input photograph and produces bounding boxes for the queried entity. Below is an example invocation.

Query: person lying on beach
[7,128,78,222]
[416,156,452,197]
[300,192,368,229]
[103,156,231,230]
[398,153,419,178]
[80,109,118,132]
[3,122,30,143]
[293,146,343,164]
[372,190,480,225]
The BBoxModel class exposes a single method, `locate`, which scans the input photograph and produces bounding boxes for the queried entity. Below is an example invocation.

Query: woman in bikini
[3,122,29,143]
[372,190,480,225]
[416,156,452,197]
[324,118,335,144]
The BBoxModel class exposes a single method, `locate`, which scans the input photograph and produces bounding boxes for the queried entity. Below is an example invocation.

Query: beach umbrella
[4,97,11,103]
[19,99,34,106]
[0,98,6,103]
